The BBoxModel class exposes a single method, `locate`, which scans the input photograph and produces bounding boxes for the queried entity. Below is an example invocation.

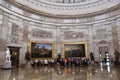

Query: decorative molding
[40,0,93,4]
[32,29,53,39]
[97,29,107,40]
[64,31,84,40]
[10,23,19,43]
[7,0,120,18]
[0,2,120,27]
[99,40,108,44]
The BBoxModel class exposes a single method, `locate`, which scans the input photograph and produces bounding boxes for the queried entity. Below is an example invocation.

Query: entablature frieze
[6,0,120,18]
[0,1,120,28]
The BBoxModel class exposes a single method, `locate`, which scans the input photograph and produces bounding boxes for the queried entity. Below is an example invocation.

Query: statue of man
[90,52,94,61]
[114,50,119,65]
[5,48,11,62]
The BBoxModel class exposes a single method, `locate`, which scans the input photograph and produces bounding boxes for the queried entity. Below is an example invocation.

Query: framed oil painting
[63,42,87,58]
[30,42,54,59]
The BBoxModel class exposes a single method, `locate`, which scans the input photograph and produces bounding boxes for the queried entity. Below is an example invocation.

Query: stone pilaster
[20,11,30,64]
[0,13,9,65]
[56,27,62,57]
[23,21,29,42]
[20,20,29,64]
[88,25,94,53]
[0,13,8,51]
[111,20,119,51]
[116,18,120,52]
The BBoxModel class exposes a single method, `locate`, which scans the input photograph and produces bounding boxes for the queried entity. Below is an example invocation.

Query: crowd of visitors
[28,50,120,67]
[31,57,90,67]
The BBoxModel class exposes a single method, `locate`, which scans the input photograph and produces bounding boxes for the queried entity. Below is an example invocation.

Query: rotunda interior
[0,0,120,80]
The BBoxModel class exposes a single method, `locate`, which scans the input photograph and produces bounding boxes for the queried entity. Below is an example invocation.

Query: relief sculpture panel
[32,29,52,39]
[97,29,107,39]
[11,23,19,43]
[64,31,84,40]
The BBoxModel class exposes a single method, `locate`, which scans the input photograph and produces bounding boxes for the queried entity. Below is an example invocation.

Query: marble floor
[0,65,120,80]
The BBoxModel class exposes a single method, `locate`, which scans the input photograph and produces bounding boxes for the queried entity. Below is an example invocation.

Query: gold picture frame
[30,41,54,59]
[63,42,87,58]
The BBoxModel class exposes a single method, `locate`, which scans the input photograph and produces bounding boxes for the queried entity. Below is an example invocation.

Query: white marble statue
[5,48,11,62]
[2,48,12,69]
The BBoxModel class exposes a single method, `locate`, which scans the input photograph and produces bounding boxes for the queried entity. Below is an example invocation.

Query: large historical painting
[63,42,87,58]
[31,42,53,59]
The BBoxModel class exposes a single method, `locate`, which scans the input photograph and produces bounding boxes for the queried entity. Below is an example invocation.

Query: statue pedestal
[2,61,12,70]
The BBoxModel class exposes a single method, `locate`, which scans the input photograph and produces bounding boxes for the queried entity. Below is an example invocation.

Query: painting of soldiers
[31,42,53,58]
[64,43,86,58]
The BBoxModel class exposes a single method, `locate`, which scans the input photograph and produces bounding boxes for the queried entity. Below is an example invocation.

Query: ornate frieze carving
[2,0,11,9]
[11,0,119,16]
[64,31,84,39]
[1,0,120,26]
[32,29,52,38]
[11,23,19,43]
[97,29,107,39]
[43,0,91,3]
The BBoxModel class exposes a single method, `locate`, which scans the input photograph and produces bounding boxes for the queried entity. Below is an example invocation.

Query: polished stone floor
[0,65,120,80]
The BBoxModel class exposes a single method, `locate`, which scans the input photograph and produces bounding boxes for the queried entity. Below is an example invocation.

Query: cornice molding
[0,2,120,27]
[6,0,120,18]
[38,0,95,4]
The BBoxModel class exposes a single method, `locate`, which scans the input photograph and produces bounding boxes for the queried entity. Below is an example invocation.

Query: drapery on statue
[5,48,11,62]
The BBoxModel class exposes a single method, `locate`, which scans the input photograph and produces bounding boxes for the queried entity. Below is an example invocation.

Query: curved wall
[8,0,120,17]
[0,0,120,65]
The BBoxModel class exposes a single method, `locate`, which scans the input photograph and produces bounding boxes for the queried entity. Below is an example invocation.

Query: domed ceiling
[8,0,120,18]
